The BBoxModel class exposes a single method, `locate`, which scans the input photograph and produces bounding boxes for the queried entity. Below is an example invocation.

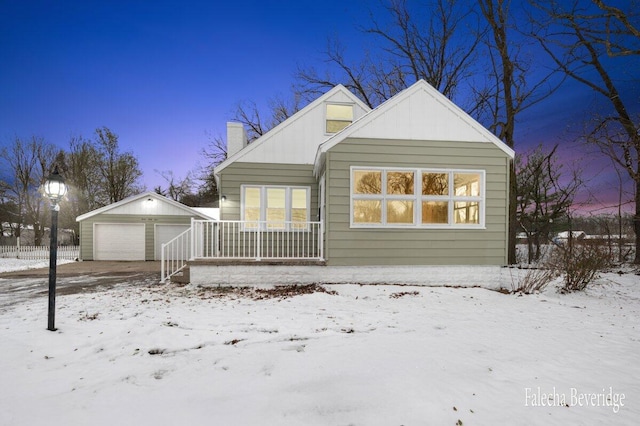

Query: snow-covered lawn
[0,258,74,273]
[0,265,638,425]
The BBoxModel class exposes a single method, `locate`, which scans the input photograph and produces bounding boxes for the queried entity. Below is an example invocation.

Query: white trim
[349,166,486,229]
[319,173,326,225]
[314,80,515,177]
[240,184,311,231]
[324,101,355,135]
[76,191,212,222]
[215,85,370,177]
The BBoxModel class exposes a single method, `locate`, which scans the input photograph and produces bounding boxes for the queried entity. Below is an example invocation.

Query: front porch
[161,219,324,282]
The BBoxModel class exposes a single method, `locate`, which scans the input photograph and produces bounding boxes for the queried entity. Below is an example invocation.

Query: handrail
[160,226,192,283]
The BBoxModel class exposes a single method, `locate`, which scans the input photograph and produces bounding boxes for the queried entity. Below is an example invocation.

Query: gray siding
[219,162,319,221]
[325,138,510,266]
[79,214,194,261]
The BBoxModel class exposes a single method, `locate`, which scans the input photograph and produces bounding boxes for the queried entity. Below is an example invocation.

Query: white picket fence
[0,245,79,260]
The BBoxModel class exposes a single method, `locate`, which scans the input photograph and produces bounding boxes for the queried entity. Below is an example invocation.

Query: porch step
[170,266,190,284]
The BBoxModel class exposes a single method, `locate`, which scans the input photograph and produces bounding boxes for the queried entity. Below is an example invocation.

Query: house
[1,223,76,246]
[164,79,515,285]
[76,191,216,261]
[553,230,587,244]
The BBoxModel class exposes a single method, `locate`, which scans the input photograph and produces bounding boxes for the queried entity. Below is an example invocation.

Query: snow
[0,262,638,425]
[0,258,74,273]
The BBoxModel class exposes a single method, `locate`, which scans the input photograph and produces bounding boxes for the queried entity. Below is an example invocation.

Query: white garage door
[155,224,190,260]
[94,223,145,261]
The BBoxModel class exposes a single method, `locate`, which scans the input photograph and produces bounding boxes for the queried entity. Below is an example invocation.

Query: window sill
[349,224,486,230]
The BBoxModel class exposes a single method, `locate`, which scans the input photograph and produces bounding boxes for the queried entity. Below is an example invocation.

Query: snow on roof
[555,231,586,239]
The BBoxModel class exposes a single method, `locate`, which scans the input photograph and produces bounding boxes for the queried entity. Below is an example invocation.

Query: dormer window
[326,103,353,133]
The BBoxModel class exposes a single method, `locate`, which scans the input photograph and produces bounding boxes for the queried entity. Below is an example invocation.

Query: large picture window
[351,167,484,228]
[242,185,310,230]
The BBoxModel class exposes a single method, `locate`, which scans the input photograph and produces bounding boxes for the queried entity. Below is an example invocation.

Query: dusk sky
[1,0,638,214]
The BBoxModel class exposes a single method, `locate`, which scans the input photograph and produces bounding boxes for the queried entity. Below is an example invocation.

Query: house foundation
[188,262,509,290]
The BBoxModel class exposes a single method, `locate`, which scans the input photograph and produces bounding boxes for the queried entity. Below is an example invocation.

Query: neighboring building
[76,192,216,261]
[210,79,514,267]
[554,231,587,243]
[1,223,75,246]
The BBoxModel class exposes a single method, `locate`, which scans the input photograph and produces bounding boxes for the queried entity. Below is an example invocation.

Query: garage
[94,223,145,260]
[76,191,217,261]
[155,224,191,260]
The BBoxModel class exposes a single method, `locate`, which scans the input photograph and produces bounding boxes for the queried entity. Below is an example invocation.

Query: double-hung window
[326,103,354,134]
[351,167,484,228]
[242,185,310,230]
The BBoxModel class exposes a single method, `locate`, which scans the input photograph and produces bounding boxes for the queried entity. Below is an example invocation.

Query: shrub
[548,243,611,292]
[510,266,559,294]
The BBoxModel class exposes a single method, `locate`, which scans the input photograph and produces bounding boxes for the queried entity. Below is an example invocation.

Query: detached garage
[76,191,216,261]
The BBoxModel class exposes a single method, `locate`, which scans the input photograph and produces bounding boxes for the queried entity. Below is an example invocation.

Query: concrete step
[170,266,190,284]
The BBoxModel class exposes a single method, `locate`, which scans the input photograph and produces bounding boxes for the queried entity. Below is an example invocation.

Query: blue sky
[0,1,370,186]
[1,0,638,212]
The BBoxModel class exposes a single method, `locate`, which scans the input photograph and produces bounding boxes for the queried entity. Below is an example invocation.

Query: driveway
[0,261,161,309]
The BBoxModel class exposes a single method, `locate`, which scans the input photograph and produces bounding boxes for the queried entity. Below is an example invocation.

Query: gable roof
[314,79,515,176]
[214,84,371,178]
[76,191,215,222]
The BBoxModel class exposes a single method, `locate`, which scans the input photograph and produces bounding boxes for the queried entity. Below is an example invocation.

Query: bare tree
[296,0,483,108]
[154,170,195,202]
[230,93,303,142]
[516,145,582,262]
[0,136,59,245]
[531,0,640,262]
[94,127,144,203]
[55,136,105,241]
[476,0,565,264]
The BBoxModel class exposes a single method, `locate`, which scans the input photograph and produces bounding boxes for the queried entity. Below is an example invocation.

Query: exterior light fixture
[221,195,227,202]
[42,166,68,331]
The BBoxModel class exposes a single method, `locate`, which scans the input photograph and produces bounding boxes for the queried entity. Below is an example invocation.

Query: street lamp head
[43,166,68,203]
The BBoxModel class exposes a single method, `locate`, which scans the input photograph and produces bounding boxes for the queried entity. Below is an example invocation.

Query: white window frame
[324,102,354,135]
[350,166,486,229]
[241,185,311,231]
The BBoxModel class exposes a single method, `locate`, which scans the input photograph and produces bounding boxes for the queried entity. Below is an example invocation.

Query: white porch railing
[161,227,192,283]
[161,219,324,283]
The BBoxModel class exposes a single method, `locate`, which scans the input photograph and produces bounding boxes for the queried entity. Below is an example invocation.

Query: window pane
[326,120,351,133]
[454,173,480,197]
[291,188,308,226]
[387,200,414,224]
[387,171,414,195]
[353,200,382,224]
[326,104,353,133]
[422,173,448,195]
[422,201,448,224]
[353,170,382,194]
[244,187,261,226]
[266,188,285,228]
[326,104,353,120]
[454,201,479,224]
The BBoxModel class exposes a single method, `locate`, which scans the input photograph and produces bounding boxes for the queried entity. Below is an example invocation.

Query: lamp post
[43,167,67,331]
